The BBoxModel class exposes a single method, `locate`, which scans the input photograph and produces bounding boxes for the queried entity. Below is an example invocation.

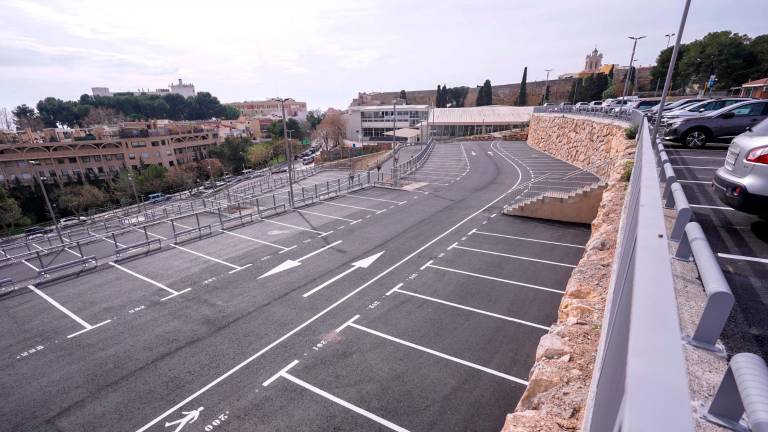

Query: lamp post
[391,99,400,186]
[28,160,63,242]
[652,0,691,143]
[621,36,646,102]
[654,33,675,96]
[273,97,295,208]
[543,69,552,105]
[127,171,141,210]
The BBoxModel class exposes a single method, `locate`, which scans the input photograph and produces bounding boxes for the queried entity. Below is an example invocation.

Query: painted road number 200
[204,412,229,431]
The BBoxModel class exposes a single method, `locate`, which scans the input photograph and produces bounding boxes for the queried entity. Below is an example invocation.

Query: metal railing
[390,138,435,183]
[705,353,768,431]
[584,118,694,431]
[533,105,636,123]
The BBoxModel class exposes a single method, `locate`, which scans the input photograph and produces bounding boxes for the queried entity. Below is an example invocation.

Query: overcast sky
[1,0,767,111]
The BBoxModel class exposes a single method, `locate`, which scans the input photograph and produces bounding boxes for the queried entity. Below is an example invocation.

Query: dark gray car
[663,100,768,147]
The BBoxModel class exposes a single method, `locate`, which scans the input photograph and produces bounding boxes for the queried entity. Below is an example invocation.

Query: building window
[105,155,113,161]
[128,153,135,160]
[141,152,149,159]
[116,154,124,160]
[81,156,90,163]
[68,157,77,163]
[93,155,102,162]
[168,161,175,167]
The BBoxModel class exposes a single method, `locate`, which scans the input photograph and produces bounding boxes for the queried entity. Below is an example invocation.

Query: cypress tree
[517,67,527,106]
[477,80,492,106]
[399,90,407,104]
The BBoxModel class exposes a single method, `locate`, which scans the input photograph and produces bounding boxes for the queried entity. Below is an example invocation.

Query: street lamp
[621,36,646,102]
[28,160,63,242]
[543,69,553,105]
[273,97,295,208]
[654,33,676,96]
[391,99,400,187]
[127,170,141,210]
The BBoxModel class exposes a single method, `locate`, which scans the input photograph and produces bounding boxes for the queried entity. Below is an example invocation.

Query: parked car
[271,165,288,174]
[302,156,315,165]
[713,117,768,217]
[647,97,709,117]
[146,192,171,204]
[663,98,752,121]
[58,216,87,228]
[663,100,768,147]
[588,101,603,111]
[630,99,661,112]
[574,102,589,111]
[24,225,52,238]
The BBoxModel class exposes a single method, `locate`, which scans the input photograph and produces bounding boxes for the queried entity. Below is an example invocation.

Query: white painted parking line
[407,173,459,180]
[670,165,719,169]
[21,259,40,271]
[258,218,330,236]
[471,230,585,248]
[346,322,527,385]
[335,314,360,333]
[268,363,411,432]
[426,263,564,294]
[296,209,361,224]
[27,284,111,338]
[169,244,246,272]
[262,359,299,387]
[321,200,383,214]
[346,194,406,205]
[385,283,403,296]
[302,251,384,297]
[32,243,82,258]
[108,262,190,300]
[219,229,295,253]
[690,204,735,211]
[678,180,711,184]
[394,288,549,330]
[134,227,168,240]
[668,155,724,160]
[451,244,576,268]
[717,253,768,264]
[414,169,465,175]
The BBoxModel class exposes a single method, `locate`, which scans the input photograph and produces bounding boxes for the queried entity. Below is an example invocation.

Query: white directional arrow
[487,151,494,156]
[302,251,385,297]
[259,240,342,279]
[471,151,477,156]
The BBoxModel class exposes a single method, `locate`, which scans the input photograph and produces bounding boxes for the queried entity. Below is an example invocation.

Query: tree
[436,85,446,108]
[247,144,272,168]
[677,31,753,90]
[136,165,169,194]
[306,109,325,130]
[602,78,616,99]
[199,159,224,178]
[443,86,469,107]
[567,80,577,104]
[517,67,528,106]
[167,167,197,190]
[82,107,124,126]
[314,109,346,150]
[222,105,240,120]
[12,104,43,131]
[56,185,107,215]
[476,80,493,106]
[0,188,25,233]
[747,35,768,80]
[0,107,13,131]
[209,136,252,173]
[399,90,408,104]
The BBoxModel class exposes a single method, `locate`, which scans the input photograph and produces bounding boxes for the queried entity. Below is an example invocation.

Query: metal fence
[584,117,694,431]
[533,105,636,123]
[389,138,435,183]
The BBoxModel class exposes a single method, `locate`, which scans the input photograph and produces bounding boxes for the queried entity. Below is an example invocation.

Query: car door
[724,102,768,138]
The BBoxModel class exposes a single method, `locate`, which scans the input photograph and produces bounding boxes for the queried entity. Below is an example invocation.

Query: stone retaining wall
[501,114,636,431]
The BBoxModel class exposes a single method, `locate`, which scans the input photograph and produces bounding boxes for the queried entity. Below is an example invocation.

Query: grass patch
[624,125,638,139]
[620,160,634,182]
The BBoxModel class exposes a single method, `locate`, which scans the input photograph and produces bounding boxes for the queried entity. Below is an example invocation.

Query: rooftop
[429,106,534,125]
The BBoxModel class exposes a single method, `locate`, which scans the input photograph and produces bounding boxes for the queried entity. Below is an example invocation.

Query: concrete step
[504,182,607,224]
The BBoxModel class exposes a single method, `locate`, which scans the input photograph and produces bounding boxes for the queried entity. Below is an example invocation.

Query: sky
[1,0,767,112]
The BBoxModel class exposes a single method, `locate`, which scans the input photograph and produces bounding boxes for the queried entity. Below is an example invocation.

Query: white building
[423,106,533,138]
[91,79,196,98]
[345,105,429,142]
[169,79,196,98]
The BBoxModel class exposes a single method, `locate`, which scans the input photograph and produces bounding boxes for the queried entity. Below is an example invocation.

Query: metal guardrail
[705,353,768,431]
[585,117,694,431]
[533,105,635,123]
[114,238,162,259]
[674,222,735,352]
[37,255,97,279]
[390,138,435,183]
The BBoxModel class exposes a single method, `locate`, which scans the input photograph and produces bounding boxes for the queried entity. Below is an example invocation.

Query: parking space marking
[678,180,711,184]
[450,244,575,268]
[393,288,549,330]
[320,201,383,214]
[670,165,718,169]
[27,284,111,338]
[32,243,82,258]
[108,262,190,300]
[296,209,361,224]
[471,230,585,248]
[21,259,40,271]
[263,359,410,432]
[134,227,167,240]
[346,194,406,205]
[346,322,527,385]
[669,155,724,160]
[219,229,296,253]
[690,204,735,211]
[168,244,248,272]
[258,240,343,278]
[426,263,564,294]
[385,283,403,296]
[718,253,768,264]
[258,217,330,236]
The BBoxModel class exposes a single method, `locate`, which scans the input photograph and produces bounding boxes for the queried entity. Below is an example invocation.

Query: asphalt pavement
[0,141,591,431]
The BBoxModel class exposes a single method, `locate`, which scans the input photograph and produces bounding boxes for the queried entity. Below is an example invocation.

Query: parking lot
[1,141,593,431]
[665,142,768,358]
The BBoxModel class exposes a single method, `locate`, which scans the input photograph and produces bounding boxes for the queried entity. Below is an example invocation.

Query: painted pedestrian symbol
[165,407,204,432]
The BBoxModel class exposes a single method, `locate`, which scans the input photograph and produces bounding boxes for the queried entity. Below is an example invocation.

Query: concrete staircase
[503,182,607,224]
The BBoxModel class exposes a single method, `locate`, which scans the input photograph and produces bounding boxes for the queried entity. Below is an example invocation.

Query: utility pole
[544,69,552,104]
[127,171,141,210]
[654,33,675,96]
[28,161,63,242]
[652,0,691,143]
[621,36,646,102]
[274,97,295,208]
[391,99,399,186]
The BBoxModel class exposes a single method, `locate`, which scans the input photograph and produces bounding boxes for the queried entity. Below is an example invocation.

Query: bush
[624,125,638,139]
[620,160,634,182]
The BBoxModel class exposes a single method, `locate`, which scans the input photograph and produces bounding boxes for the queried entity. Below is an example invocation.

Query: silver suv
[714,117,768,217]
[664,100,768,147]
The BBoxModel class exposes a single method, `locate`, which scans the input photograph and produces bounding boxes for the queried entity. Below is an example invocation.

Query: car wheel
[682,129,708,147]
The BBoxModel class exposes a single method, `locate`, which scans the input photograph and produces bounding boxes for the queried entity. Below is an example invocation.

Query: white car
[58,216,87,228]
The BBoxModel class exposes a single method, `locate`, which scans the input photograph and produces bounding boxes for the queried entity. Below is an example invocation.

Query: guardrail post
[111,232,119,248]
[337,178,341,194]
[217,207,223,226]
[704,353,768,432]
[314,183,318,199]
[36,250,44,270]
[256,198,261,217]
[272,194,277,208]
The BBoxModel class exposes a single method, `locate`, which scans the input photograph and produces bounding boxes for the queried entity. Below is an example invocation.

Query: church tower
[584,47,603,73]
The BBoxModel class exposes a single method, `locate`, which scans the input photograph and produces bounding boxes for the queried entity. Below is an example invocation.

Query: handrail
[584,118,693,431]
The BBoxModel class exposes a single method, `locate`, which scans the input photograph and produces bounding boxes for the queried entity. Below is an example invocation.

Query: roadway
[0,141,591,431]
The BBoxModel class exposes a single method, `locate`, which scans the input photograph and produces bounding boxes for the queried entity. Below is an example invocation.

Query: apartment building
[227,100,308,119]
[0,121,218,185]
